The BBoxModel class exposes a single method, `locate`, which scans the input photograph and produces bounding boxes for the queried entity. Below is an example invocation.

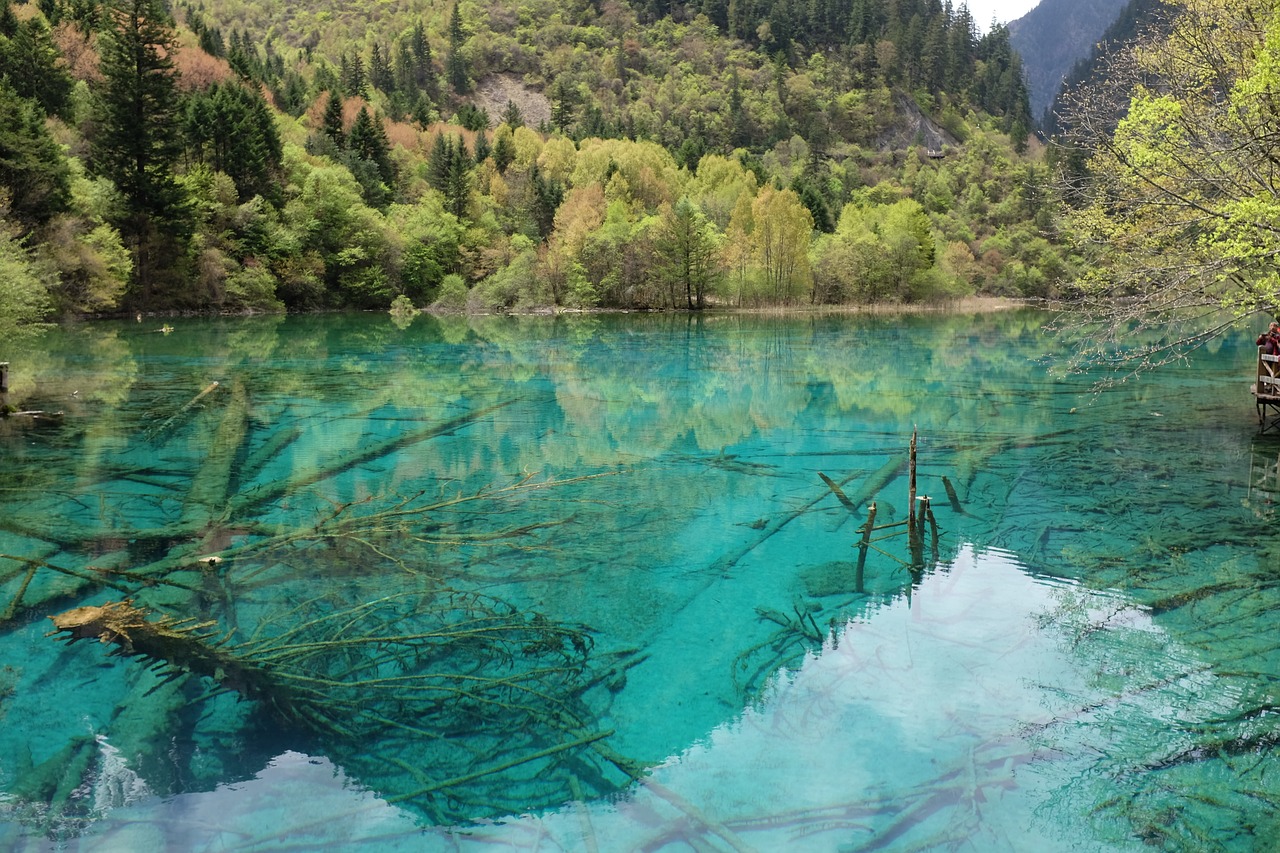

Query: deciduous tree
[1060,0,1280,371]
[750,184,813,304]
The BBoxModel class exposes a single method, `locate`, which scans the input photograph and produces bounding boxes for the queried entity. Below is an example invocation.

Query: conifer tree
[491,126,515,174]
[444,134,471,218]
[341,51,368,98]
[0,0,18,37]
[369,42,394,93]
[501,99,524,129]
[409,21,440,102]
[92,0,190,301]
[426,131,453,191]
[185,82,283,203]
[0,78,71,232]
[446,5,470,94]
[550,79,575,132]
[0,17,74,118]
[322,90,345,147]
[348,106,396,190]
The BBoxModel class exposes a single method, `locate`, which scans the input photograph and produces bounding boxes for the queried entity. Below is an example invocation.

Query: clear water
[1,310,1276,851]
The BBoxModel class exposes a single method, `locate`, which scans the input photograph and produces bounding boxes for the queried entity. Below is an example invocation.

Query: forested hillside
[0,0,1074,333]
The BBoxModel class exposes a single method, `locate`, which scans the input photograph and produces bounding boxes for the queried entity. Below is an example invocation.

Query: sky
[964,0,1041,30]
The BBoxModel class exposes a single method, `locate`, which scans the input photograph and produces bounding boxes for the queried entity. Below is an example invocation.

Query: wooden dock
[1252,351,1280,433]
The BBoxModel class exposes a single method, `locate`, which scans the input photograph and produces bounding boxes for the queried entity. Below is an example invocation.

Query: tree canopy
[1059,0,1280,370]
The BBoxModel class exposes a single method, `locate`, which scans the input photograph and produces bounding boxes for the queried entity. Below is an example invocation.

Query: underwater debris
[47,593,596,737]
[42,590,638,821]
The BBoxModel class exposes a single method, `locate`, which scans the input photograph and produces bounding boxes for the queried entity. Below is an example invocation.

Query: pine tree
[528,162,562,240]
[0,0,19,38]
[501,99,524,128]
[409,21,440,102]
[446,5,470,94]
[348,106,396,190]
[444,134,471,218]
[93,0,190,302]
[342,52,368,98]
[185,82,283,204]
[550,79,575,132]
[322,90,346,147]
[0,78,71,232]
[491,127,515,174]
[0,17,74,118]
[369,42,394,93]
[93,0,186,224]
[426,131,453,191]
[274,71,309,117]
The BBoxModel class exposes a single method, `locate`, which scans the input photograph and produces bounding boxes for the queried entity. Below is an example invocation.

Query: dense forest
[0,0,1074,342]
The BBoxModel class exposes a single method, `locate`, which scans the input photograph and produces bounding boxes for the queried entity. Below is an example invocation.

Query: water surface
[0,310,1275,851]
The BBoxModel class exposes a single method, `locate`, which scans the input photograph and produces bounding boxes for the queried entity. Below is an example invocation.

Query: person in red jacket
[1258,321,1280,355]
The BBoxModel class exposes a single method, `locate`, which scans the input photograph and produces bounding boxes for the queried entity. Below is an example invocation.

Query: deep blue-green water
[1,310,1277,851]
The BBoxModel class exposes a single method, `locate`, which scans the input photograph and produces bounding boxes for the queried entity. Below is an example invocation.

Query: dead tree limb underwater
[145,380,221,441]
[44,590,635,822]
[712,452,907,577]
[47,592,595,736]
[226,398,521,517]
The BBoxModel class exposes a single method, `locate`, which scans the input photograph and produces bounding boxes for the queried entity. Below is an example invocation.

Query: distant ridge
[1008,0,1129,123]
[1041,0,1167,134]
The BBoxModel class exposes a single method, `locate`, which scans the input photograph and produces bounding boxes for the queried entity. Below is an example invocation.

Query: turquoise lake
[1,309,1277,851]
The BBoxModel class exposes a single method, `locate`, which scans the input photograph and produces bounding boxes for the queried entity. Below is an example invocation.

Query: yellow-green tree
[0,214,51,358]
[750,185,813,305]
[1062,0,1280,367]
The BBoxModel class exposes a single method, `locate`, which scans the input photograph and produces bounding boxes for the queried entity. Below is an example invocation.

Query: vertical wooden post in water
[0,362,8,411]
[908,498,925,569]
[924,496,938,566]
[907,427,918,531]
[855,502,876,594]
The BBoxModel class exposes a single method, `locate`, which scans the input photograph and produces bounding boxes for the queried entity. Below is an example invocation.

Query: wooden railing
[1257,351,1280,400]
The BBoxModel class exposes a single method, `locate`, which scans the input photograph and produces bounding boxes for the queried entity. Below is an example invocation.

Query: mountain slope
[1041,0,1166,134]
[1008,0,1128,123]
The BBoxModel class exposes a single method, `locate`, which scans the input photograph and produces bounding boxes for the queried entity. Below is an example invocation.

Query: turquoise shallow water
[0,310,1277,851]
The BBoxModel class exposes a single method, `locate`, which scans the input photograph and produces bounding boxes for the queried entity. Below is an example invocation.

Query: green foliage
[0,78,70,232]
[653,197,721,309]
[0,215,51,354]
[94,0,187,224]
[446,4,471,94]
[0,14,74,118]
[1057,0,1280,368]
[470,244,537,310]
[185,81,284,204]
[431,272,469,311]
[93,0,192,306]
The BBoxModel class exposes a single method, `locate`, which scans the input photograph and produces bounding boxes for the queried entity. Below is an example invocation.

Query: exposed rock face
[875,96,958,154]
[1009,0,1129,122]
[473,74,552,128]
